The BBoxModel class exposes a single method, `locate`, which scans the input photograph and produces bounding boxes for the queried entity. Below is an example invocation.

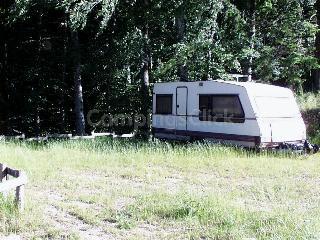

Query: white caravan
[152,80,307,148]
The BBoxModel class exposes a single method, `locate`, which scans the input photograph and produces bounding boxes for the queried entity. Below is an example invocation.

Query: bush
[297,92,320,111]
[299,92,320,143]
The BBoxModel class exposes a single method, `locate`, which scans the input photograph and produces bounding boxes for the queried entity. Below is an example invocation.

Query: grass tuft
[297,92,320,111]
[0,195,20,234]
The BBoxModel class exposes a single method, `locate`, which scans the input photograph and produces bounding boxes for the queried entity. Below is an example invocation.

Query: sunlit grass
[0,195,19,235]
[297,92,320,111]
[0,139,319,239]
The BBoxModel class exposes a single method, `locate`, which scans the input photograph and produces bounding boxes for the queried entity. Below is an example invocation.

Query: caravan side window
[156,94,173,115]
[199,95,245,123]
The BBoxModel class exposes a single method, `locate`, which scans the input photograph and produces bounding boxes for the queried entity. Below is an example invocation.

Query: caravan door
[176,87,188,131]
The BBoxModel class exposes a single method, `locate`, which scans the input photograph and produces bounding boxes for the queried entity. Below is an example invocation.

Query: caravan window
[199,95,245,123]
[156,94,173,115]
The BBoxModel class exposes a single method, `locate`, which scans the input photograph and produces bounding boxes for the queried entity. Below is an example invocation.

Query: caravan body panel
[152,80,306,148]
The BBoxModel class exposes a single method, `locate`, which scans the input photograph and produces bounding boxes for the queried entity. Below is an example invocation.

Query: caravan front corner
[152,80,307,148]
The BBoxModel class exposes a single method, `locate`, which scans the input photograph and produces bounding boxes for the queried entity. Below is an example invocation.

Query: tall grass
[297,92,320,144]
[297,92,320,111]
[11,137,298,158]
[121,192,317,239]
[0,195,19,234]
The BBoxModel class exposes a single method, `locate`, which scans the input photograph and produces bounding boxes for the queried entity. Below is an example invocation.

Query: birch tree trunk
[176,4,188,81]
[71,30,86,136]
[139,0,151,138]
[247,3,256,82]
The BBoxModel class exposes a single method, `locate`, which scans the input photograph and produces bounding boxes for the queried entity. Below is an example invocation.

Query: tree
[139,0,151,137]
[0,0,10,134]
[0,0,318,136]
[231,0,256,80]
[70,30,86,135]
[175,1,188,81]
[314,0,320,90]
[58,0,119,135]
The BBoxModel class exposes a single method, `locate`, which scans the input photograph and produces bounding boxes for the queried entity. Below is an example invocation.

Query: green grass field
[0,139,320,239]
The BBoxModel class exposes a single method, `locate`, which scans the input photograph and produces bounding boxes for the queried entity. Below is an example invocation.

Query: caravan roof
[154,80,300,118]
[155,80,292,95]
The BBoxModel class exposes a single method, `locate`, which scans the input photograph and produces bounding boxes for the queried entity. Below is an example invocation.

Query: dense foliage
[0,0,319,136]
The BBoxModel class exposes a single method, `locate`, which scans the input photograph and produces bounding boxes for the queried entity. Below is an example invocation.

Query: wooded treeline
[0,0,320,137]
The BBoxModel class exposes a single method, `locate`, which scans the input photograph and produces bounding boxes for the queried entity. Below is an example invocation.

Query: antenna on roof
[230,74,252,82]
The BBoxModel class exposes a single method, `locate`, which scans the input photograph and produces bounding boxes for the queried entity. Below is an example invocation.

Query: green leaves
[1,0,319,135]
[252,0,318,89]
[59,0,118,30]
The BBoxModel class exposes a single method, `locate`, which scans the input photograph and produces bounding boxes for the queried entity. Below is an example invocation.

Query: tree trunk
[60,16,68,133]
[71,30,86,136]
[35,13,43,137]
[0,1,9,134]
[139,0,151,138]
[141,58,150,124]
[247,3,256,82]
[0,40,9,135]
[176,4,188,81]
[313,0,320,90]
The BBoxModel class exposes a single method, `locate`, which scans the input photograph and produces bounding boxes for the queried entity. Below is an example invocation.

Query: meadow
[0,139,320,239]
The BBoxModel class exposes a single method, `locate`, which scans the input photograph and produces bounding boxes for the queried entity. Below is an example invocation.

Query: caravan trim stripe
[152,128,261,145]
